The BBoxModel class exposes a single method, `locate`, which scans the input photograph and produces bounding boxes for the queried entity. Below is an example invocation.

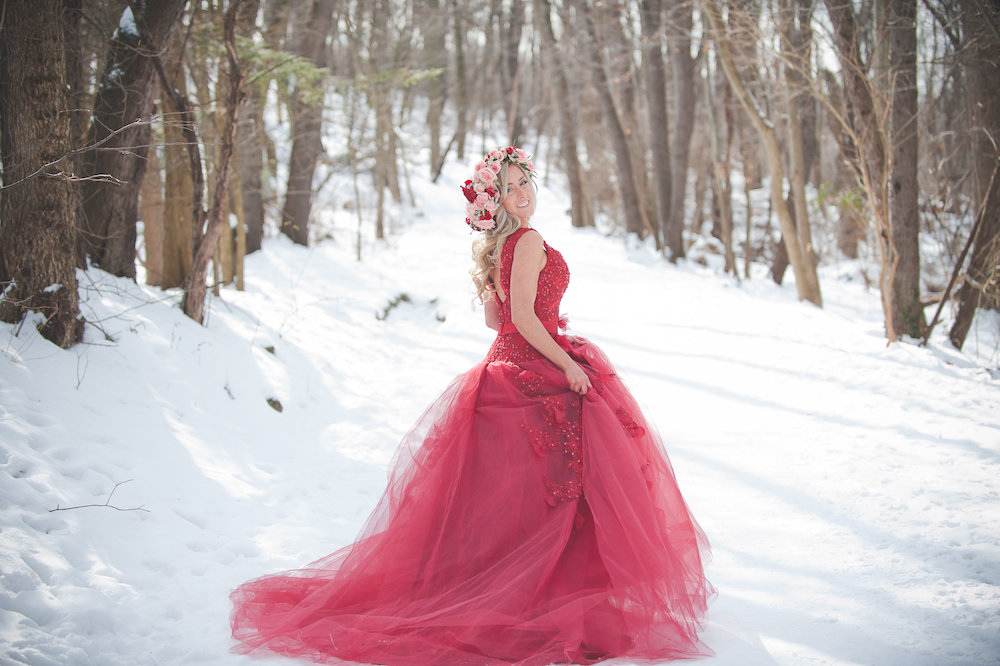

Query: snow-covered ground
[1,154,998,666]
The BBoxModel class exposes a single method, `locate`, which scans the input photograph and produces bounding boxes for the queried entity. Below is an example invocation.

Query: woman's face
[501,164,534,225]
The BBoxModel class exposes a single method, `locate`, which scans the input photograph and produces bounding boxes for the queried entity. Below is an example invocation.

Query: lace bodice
[485,227,569,363]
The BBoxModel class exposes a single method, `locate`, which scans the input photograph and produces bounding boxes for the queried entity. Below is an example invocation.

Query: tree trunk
[824,0,895,335]
[422,0,447,177]
[141,143,165,286]
[159,36,194,289]
[641,0,672,252]
[280,0,335,246]
[536,0,593,229]
[667,1,696,259]
[0,0,84,348]
[235,0,266,254]
[728,0,765,187]
[772,0,819,284]
[887,0,925,338]
[702,0,822,306]
[502,0,526,144]
[579,0,650,239]
[705,57,736,274]
[79,0,188,278]
[181,0,246,324]
[781,0,816,272]
[950,0,1000,348]
[451,0,468,160]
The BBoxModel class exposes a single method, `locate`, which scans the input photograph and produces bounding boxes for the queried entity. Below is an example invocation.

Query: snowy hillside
[1,155,998,666]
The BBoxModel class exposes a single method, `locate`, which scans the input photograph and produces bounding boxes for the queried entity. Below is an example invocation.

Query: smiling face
[501,164,535,226]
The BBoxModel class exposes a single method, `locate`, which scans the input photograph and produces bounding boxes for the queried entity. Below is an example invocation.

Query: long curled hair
[470,165,525,302]
[465,147,536,303]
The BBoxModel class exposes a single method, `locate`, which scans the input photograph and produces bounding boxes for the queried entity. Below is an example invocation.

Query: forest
[0,0,998,350]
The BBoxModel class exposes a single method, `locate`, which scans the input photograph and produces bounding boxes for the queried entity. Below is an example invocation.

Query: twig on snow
[49,479,149,513]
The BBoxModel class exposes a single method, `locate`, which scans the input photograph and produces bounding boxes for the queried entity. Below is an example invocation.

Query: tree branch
[49,479,149,513]
[0,118,153,191]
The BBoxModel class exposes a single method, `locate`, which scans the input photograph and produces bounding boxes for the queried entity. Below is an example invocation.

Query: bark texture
[950,0,1000,348]
[642,0,672,252]
[887,0,925,338]
[0,0,84,347]
[79,0,188,277]
[280,0,335,246]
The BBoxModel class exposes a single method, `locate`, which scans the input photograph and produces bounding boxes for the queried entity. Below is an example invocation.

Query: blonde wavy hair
[469,162,535,303]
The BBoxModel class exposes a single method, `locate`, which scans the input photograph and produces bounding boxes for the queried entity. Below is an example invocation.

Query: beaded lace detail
[484,228,569,364]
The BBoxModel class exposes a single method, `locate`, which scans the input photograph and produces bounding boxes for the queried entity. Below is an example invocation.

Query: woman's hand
[563,361,592,395]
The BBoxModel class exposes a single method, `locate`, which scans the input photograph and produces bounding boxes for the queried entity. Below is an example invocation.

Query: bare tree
[772,0,820,285]
[701,0,822,305]
[79,0,188,277]
[536,0,593,229]
[578,0,652,238]
[641,0,672,252]
[419,0,447,176]
[667,0,698,260]
[704,54,737,274]
[949,0,1000,348]
[887,0,925,338]
[501,0,526,144]
[235,0,266,255]
[181,0,247,323]
[451,0,469,160]
[0,0,83,348]
[280,0,335,245]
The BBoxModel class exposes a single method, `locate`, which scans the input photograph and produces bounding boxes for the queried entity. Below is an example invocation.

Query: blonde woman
[232,147,712,665]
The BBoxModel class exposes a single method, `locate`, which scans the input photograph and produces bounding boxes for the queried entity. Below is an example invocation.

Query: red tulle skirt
[231,337,712,665]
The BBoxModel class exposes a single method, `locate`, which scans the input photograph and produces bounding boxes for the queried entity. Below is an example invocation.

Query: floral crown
[461,146,535,232]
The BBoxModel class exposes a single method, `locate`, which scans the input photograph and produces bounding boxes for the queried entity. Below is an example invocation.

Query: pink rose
[490,162,501,174]
[477,167,495,183]
[484,201,498,213]
[475,193,490,206]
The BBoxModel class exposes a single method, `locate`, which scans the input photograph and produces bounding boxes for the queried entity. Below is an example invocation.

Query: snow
[114,7,138,40]
[1,153,999,666]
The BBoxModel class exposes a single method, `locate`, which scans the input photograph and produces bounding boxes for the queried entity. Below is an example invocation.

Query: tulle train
[231,337,712,665]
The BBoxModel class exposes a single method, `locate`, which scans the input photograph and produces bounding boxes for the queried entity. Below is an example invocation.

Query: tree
[79,0,188,278]
[887,0,924,338]
[949,0,1000,349]
[536,0,593,229]
[159,34,195,290]
[0,0,83,348]
[701,0,823,306]
[822,0,927,341]
[666,0,698,260]
[578,0,652,239]
[772,0,820,285]
[501,0,526,144]
[641,0,672,252]
[419,0,447,177]
[181,0,247,323]
[280,0,335,245]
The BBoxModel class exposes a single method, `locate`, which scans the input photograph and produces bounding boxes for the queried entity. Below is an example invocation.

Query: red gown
[231,228,712,665]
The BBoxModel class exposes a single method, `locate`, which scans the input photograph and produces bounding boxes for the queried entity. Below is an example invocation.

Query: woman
[231,147,712,665]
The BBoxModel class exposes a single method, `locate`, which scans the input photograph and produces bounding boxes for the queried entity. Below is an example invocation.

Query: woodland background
[0,0,998,351]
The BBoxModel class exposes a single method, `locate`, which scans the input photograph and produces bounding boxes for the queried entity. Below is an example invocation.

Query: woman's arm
[509,231,592,394]
[484,294,499,331]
